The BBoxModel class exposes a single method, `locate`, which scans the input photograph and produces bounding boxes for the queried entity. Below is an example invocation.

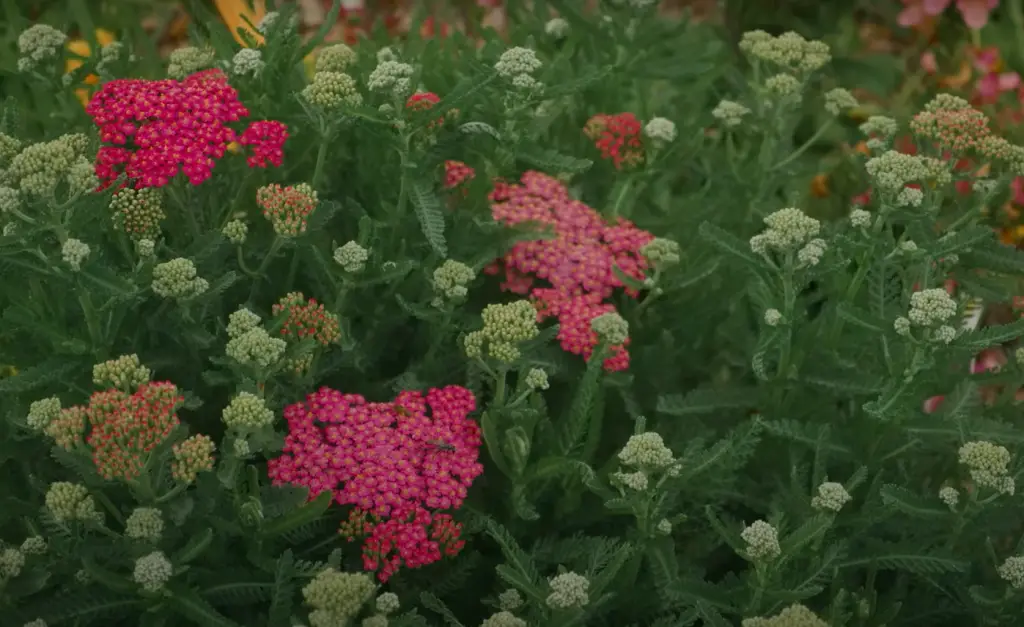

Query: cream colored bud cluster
[864,150,950,208]
[464,300,540,363]
[742,603,829,627]
[167,46,215,79]
[368,59,415,100]
[222,392,275,431]
[613,430,678,493]
[304,44,362,110]
[739,30,831,72]
[740,520,781,561]
[151,258,209,301]
[225,307,287,368]
[824,88,858,116]
[17,24,67,72]
[495,47,543,91]
[432,259,476,304]
[591,312,629,345]
[334,241,369,273]
[61,239,90,272]
[545,572,590,609]
[93,354,152,390]
[712,100,751,127]
[959,440,1015,496]
[749,208,824,264]
[810,481,852,512]
[7,133,95,199]
[302,568,376,627]
[232,48,264,77]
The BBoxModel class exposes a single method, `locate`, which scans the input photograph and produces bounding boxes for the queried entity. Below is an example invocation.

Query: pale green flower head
[546,572,590,609]
[124,507,164,543]
[316,43,357,73]
[303,71,363,109]
[152,258,208,301]
[167,46,215,79]
[93,354,151,390]
[133,551,173,592]
[591,312,629,346]
[222,392,275,430]
[740,520,781,560]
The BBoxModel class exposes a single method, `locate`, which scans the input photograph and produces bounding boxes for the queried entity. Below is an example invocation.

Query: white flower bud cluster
[619,431,675,470]
[232,48,264,77]
[302,568,376,625]
[0,186,19,214]
[222,392,275,430]
[545,572,590,609]
[375,592,400,614]
[643,117,677,143]
[20,536,46,555]
[316,44,358,73]
[933,325,957,344]
[7,134,94,198]
[303,71,363,109]
[545,17,570,39]
[433,259,476,302]
[938,486,959,510]
[225,308,287,368]
[61,238,90,272]
[367,60,415,100]
[152,258,209,300]
[334,241,369,274]
[125,507,164,542]
[495,47,542,90]
[796,238,827,267]
[133,551,173,592]
[45,482,103,525]
[738,30,831,72]
[498,588,523,611]
[481,612,527,627]
[908,288,957,327]
[712,100,751,127]
[640,237,681,269]
[860,115,898,139]
[93,354,151,390]
[764,308,783,327]
[27,396,61,431]
[764,73,802,102]
[998,556,1024,589]
[959,440,1015,495]
[749,207,821,256]
[741,603,829,627]
[864,150,950,206]
[591,312,629,345]
[810,481,852,512]
[17,24,67,72]
[524,367,549,391]
[0,547,25,579]
[824,87,858,116]
[222,219,248,244]
[741,520,781,560]
[257,12,279,34]
[167,46,215,80]
[613,470,649,491]
[464,300,539,362]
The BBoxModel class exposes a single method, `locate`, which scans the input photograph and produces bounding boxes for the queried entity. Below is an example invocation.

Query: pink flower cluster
[87,69,288,189]
[898,0,998,30]
[486,171,653,371]
[267,385,483,582]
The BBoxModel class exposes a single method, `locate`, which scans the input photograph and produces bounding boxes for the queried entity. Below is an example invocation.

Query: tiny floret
[959,440,1015,495]
[938,486,959,510]
[152,258,209,301]
[375,592,400,615]
[335,241,369,274]
[591,312,629,346]
[545,17,570,39]
[497,588,524,611]
[133,551,173,592]
[849,208,871,228]
[61,238,90,271]
[481,612,527,627]
[643,117,677,143]
[315,44,358,73]
[302,568,376,624]
[45,482,103,524]
[222,392,275,431]
[618,431,675,469]
[656,518,673,535]
[742,603,829,627]
[93,354,151,390]
[764,308,783,327]
[824,88,858,116]
[0,547,25,579]
[27,396,61,431]
[741,520,781,560]
[494,47,543,79]
[546,572,590,609]
[712,100,751,127]
[20,536,47,555]
[908,288,957,327]
[524,368,549,391]
[232,48,265,77]
[433,260,476,302]
[860,115,899,139]
[640,237,681,269]
[811,481,852,512]
[222,219,248,244]
[998,556,1024,589]
[125,507,164,542]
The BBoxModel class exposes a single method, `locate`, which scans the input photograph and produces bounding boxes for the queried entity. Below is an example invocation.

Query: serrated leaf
[836,303,887,334]
[517,148,593,174]
[409,178,448,257]
[698,221,764,268]
[168,586,239,626]
[878,484,949,518]
[656,385,760,416]
[459,122,501,139]
[419,592,466,627]
[0,359,78,393]
[840,551,967,574]
[959,317,1024,351]
[259,490,332,539]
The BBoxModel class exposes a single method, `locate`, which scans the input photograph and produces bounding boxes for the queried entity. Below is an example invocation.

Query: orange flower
[66,29,117,107]
[809,173,830,198]
[938,60,973,90]
[213,0,266,46]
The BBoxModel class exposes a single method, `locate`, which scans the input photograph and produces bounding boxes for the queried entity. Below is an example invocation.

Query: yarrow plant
[5,5,1024,627]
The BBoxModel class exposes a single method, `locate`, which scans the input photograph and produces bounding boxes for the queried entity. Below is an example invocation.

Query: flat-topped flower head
[272,292,341,345]
[315,43,357,73]
[171,434,216,484]
[584,113,644,169]
[257,183,319,237]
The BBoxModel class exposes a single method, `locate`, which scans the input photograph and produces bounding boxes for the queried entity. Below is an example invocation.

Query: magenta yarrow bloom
[87,69,287,189]
[485,171,654,371]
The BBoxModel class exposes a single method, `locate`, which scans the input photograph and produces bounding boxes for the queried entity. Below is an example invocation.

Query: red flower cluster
[443,160,475,190]
[267,385,483,582]
[486,171,653,371]
[584,112,645,170]
[272,292,341,346]
[87,69,287,189]
[81,381,183,481]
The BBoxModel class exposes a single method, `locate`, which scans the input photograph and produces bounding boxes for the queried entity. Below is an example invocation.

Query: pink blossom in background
[971,47,1020,103]
[898,0,998,29]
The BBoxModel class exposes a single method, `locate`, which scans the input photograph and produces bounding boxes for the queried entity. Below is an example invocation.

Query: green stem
[155,483,186,504]
[311,131,331,192]
[608,178,634,219]
[493,368,508,407]
[247,237,285,303]
[77,288,104,358]
[825,213,888,345]
[775,256,796,383]
[236,246,260,278]
[770,119,834,173]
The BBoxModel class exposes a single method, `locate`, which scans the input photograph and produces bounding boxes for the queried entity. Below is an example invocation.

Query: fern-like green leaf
[267,550,295,627]
[484,518,546,602]
[656,385,760,416]
[560,348,605,456]
[698,221,764,269]
[202,581,274,606]
[168,585,240,626]
[959,317,1024,351]
[409,178,448,257]
[0,359,78,393]
[840,552,967,575]
[419,592,466,627]
[516,148,593,174]
[878,484,950,519]
[38,591,141,623]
